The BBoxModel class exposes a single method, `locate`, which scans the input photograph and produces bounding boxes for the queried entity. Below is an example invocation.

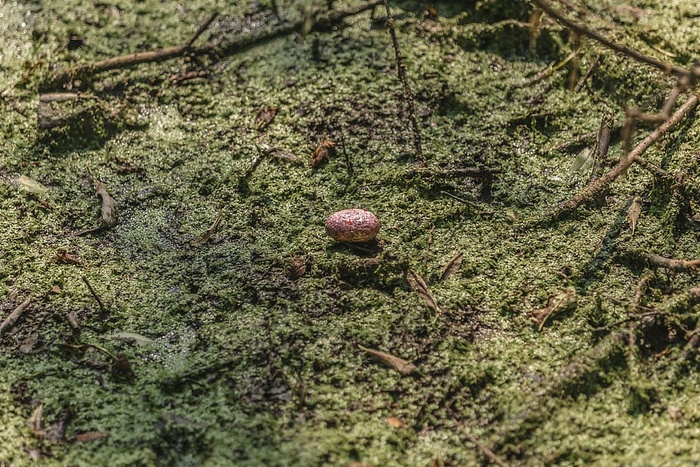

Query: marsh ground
[2,0,700,465]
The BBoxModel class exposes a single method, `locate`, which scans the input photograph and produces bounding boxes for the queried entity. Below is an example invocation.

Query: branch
[552,93,698,219]
[532,0,698,83]
[383,0,425,165]
[42,1,382,90]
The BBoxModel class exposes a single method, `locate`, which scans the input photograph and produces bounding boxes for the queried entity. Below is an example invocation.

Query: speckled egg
[325,209,380,242]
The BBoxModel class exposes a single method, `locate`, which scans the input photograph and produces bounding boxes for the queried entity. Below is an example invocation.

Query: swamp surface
[2,0,700,465]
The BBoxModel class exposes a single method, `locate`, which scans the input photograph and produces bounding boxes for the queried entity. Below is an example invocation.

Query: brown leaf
[72,431,108,443]
[407,269,440,315]
[358,345,418,376]
[626,196,642,235]
[439,252,463,281]
[386,416,406,428]
[530,288,576,331]
[255,105,278,131]
[310,140,336,168]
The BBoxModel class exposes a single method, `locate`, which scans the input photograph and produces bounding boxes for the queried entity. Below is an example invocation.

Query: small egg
[325,209,380,242]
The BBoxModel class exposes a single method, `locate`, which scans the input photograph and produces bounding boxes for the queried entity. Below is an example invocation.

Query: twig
[43,1,382,90]
[184,13,219,50]
[636,252,700,272]
[382,0,425,166]
[532,0,698,83]
[0,297,32,336]
[465,432,509,467]
[549,93,698,220]
[82,276,107,315]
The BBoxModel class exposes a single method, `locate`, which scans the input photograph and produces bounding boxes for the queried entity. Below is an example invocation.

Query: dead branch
[550,93,698,220]
[42,1,382,90]
[383,0,425,165]
[625,252,700,272]
[465,432,509,467]
[532,0,698,83]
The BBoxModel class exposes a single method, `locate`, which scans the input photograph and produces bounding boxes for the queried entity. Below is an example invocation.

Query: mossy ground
[3,0,700,465]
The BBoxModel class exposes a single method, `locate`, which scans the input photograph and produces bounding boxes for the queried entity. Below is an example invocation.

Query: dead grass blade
[407,269,440,315]
[440,252,463,281]
[358,345,418,376]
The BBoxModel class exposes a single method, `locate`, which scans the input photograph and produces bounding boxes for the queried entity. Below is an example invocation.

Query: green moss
[3,0,700,465]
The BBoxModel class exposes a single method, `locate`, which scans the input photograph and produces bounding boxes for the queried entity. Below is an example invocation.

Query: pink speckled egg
[325,209,380,242]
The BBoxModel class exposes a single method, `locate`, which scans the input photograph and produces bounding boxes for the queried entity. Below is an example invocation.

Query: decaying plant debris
[4,0,700,465]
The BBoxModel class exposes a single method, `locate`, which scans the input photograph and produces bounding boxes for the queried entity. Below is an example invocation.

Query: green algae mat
[3,0,700,465]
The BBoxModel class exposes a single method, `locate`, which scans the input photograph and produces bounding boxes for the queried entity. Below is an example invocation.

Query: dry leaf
[310,140,336,168]
[626,196,642,235]
[407,269,440,315]
[53,248,82,266]
[358,345,418,376]
[530,288,576,331]
[255,105,278,131]
[95,178,118,228]
[440,252,463,281]
[386,416,406,428]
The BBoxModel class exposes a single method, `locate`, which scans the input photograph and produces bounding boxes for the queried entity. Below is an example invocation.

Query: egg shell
[325,209,380,242]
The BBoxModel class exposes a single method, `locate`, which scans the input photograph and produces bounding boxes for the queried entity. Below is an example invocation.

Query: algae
[3,0,700,465]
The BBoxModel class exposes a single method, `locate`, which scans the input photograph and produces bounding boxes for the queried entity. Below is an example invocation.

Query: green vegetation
[2,0,700,465]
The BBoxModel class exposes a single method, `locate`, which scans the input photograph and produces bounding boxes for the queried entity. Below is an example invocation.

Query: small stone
[325,209,380,243]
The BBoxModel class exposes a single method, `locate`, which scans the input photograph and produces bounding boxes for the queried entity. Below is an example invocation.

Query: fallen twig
[465,432,509,467]
[0,297,32,336]
[545,94,698,222]
[532,0,698,83]
[42,1,382,90]
[623,251,700,272]
[383,0,424,165]
[82,276,108,315]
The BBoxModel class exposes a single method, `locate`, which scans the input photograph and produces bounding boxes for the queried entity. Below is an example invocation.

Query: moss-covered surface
[3,0,700,465]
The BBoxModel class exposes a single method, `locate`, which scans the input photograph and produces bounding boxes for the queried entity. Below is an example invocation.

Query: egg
[325,209,380,242]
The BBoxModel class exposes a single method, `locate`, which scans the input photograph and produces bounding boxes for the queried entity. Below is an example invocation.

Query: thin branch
[184,13,219,50]
[82,276,107,315]
[632,252,700,272]
[550,93,698,220]
[465,432,509,467]
[383,0,425,165]
[43,1,382,90]
[532,0,697,82]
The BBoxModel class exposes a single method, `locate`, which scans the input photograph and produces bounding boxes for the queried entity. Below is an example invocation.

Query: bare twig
[43,1,382,90]
[532,0,698,83]
[0,297,32,336]
[638,253,700,272]
[382,0,425,165]
[184,13,219,50]
[82,276,107,315]
[465,432,509,467]
[549,94,698,220]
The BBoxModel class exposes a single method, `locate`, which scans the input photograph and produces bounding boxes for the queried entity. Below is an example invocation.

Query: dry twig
[546,94,698,221]
[0,297,32,336]
[382,0,425,165]
[43,2,382,90]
